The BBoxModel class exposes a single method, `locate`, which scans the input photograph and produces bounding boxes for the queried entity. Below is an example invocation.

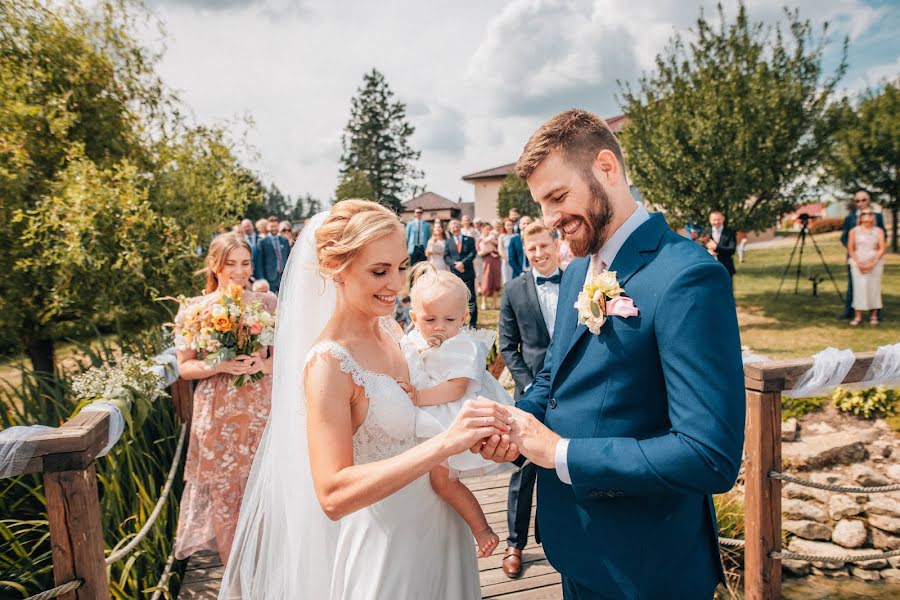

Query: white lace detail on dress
[306,341,417,464]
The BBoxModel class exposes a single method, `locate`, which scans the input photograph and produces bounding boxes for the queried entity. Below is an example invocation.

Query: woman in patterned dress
[174,233,276,563]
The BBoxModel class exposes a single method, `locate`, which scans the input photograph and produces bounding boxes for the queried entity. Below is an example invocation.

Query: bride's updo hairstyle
[315,199,402,278]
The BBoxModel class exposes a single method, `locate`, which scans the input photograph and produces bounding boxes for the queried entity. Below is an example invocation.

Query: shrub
[831,386,899,419]
[782,395,826,420]
[808,217,844,234]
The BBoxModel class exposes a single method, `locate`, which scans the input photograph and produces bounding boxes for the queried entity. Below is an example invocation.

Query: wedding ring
[483,416,491,427]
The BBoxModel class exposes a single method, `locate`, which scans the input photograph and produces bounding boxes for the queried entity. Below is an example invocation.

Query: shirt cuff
[555,438,572,485]
[523,382,532,393]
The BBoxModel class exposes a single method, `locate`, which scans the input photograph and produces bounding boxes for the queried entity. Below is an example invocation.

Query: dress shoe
[502,547,522,579]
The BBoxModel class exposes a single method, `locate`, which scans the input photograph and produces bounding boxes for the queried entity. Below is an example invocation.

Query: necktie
[416,221,422,246]
[536,272,562,286]
[273,237,283,273]
[456,237,462,253]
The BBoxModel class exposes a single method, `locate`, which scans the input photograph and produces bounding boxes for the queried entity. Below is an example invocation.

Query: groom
[478,110,745,599]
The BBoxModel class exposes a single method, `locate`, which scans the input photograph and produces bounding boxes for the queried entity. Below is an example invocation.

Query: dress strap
[306,342,368,389]
[379,316,403,343]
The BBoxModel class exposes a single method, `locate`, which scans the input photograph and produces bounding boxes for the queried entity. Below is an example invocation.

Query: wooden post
[170,377,194,428]
[744,389,782,600]
[44,464,109,600]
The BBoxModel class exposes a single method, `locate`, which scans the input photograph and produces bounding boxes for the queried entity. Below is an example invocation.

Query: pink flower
[606,296,639,318]
[249,322,263,336]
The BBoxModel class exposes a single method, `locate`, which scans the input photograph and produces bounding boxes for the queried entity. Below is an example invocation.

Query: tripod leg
[806,231,844,301]
[775,232,803,299]
[795,231,806,294]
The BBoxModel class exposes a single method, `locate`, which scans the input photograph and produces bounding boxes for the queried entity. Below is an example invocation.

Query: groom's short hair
[515,109,625,180]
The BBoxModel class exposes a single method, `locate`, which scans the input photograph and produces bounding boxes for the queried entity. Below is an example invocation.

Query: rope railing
[773,548,900,563]
[718,537,746,548]
[149,547,179,600]
[769,471,900,494]
[23,579,83,600]
[105,423,187,565]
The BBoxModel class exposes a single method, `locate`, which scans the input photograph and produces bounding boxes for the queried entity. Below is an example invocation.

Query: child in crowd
[396,263,514,558]
[251,279,270,294]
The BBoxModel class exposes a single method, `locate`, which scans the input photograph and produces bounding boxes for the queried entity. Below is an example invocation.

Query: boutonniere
[574,271,639,335]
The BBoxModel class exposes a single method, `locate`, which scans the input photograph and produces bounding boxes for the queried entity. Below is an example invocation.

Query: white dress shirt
[531,267,561,337]
[712,226,722,244]
[556,202,650,485]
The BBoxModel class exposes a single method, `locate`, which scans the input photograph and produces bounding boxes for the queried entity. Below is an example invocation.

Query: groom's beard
[561,174,614,258]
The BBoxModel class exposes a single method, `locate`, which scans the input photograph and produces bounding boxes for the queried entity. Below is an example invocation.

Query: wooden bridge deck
[178,472,562,599]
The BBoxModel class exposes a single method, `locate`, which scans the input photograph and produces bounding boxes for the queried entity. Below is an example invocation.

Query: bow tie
[536,272,562,286]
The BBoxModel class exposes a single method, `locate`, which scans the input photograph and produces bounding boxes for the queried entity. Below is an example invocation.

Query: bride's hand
[444,400,513,455]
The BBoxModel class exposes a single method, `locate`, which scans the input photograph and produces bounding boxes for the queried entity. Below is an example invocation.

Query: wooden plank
[482,572,562,597]
[743,390,781,600]
[171,378,194,428]
[743,352,876,392]
[44,464,108,600]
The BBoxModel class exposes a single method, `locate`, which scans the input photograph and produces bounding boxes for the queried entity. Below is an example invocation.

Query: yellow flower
[592,271,623,297]
[213,315,232,332]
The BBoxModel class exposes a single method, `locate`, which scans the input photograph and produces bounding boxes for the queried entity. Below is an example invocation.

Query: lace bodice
[305,341,419,464]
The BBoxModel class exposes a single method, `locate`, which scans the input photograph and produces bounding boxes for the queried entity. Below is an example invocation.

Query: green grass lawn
[477,231,899,360]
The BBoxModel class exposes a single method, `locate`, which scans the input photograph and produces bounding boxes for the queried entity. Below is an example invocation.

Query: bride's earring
[333,275,342,284]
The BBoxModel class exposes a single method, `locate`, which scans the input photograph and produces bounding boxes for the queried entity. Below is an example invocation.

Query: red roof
[789,203,826,218]
[402,191,460,211]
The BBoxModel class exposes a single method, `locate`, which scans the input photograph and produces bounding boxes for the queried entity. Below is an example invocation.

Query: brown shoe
[502,547,523,579]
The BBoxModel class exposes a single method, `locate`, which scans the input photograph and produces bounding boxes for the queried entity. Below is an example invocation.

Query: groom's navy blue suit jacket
[517,213,745,598]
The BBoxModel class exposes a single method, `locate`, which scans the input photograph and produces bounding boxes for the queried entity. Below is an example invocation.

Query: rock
[853,558,888,569]
[810,566,849,578]
[829,494,863,520]
[787,539,886,569]
[807,422,837,434]
[781,430,876,470]
[810,472,845,485]
[782,418,799,442]
[831,519,867,548]
[783,519,832,541]
[890,555,900,568]
[883,568,900,582]
[783,482,830,503]
[867,495,900,518]
[850,464,890,487]
[849,566,882,581]
[871,528,900,550]
[781,559,810,577]
[783,498,828,522]
[869,513,900,534]
[887,463,900,481]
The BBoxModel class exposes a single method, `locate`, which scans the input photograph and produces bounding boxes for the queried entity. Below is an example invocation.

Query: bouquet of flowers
[71,355,166,432]
[170,284,276,387]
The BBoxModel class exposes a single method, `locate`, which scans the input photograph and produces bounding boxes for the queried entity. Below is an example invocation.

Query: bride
[220,199,513,599]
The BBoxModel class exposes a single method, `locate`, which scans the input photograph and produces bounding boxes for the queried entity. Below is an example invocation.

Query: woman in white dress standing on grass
[220,200,512,599]
[427,219,450,271]
[847,209,886,326]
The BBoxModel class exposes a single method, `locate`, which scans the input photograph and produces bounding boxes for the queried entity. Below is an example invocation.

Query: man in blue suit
[256,226,291,293]
[405,207,431,265]
[478,110,745,599]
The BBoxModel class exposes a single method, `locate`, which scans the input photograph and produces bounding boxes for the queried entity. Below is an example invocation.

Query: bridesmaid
[499,219,515,284]
[174,233,275,564]
[478,222,502,311]
[427,220,450,271]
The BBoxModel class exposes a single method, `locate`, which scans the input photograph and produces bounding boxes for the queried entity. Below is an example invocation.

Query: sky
[138,0,900,208]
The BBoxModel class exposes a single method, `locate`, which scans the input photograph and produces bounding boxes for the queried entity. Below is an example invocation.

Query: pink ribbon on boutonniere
[606,296,639,318]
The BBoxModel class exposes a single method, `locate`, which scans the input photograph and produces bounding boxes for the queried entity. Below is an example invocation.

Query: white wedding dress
[219,212,481,599]
[308,340,481,599]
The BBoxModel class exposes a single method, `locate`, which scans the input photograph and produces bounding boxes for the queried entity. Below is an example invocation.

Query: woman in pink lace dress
[174,233,275,564]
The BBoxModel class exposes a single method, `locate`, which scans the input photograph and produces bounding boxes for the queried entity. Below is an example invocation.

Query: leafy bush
[781,395,826,420]
[808,217,844,234]
[831,386,898,419]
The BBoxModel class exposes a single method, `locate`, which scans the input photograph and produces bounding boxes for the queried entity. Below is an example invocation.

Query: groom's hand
[506,407,560,469]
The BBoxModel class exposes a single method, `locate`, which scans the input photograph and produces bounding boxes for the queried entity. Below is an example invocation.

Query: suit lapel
[522,274,550,341]
[560,258,590,363]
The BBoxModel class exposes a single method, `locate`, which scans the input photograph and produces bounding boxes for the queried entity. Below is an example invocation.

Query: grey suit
[499,271,554,551]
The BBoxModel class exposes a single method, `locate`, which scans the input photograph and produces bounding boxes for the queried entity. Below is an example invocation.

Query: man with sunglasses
[840,190,886,319]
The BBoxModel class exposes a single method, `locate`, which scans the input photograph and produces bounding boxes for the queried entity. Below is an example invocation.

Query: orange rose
[249,322,263,336]
[213,315,231,332]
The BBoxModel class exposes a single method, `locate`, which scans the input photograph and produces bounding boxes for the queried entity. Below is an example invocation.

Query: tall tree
[497,174,542,219]
[822,80,899,251]
[618,2,846,232]
[0,0,259,372]
[335,169,376,202]
[339,68,423,212]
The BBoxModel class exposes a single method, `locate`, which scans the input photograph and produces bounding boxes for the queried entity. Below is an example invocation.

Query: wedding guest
[498,221,561,578]
[427,220,450,271]
[255,218,269,240]
[478,222,502,311]
[701,211,737,279]
[278,220,295,246]
[500,219,516,284]
[174,233,275,564]
[507,215,533,278]
[841,190,886,319]
[508,208,521,233]
[443,219,478,326]
[848,209,886,326]
[257,224,292,293]
[466,218,483,289]
[461,215,479,239]
[405,207,431,265]
[251,279,270,294]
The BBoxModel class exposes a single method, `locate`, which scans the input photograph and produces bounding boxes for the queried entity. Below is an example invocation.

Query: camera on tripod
[775,211,842,300]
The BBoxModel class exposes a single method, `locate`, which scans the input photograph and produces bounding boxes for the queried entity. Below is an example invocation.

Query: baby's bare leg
[429,466,499,557]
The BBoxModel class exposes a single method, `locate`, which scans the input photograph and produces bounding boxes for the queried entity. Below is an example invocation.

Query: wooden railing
[2,377,193,600]
[742,351,877,600]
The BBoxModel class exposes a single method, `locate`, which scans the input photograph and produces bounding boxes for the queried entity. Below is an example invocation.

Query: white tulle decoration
[783,347,856,398]
[0,425,53,478]
[861,342,900,388]
[81,402,125,457]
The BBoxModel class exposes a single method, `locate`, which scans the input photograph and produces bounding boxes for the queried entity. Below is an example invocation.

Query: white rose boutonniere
[574,271,639,335]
